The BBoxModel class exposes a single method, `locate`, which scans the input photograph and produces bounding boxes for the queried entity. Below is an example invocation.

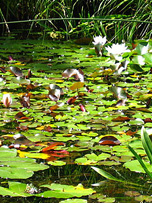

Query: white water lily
[2,93,12,107]
[92,36,107,56]
[106,43,130,61]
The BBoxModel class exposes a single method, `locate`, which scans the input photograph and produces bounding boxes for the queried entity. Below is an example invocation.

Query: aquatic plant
[92,127,152,183]
[0,0,152,41]
[92,35,107,56]
[105,43,130,61]
[2,93,12,108]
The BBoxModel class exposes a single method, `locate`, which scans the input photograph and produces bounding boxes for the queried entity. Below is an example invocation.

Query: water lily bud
[2,93,12,107]
[92,36,107,56]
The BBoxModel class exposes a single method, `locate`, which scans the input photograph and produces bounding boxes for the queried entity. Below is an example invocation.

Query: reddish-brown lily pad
[99,136,121,146]
[112,116,130,122]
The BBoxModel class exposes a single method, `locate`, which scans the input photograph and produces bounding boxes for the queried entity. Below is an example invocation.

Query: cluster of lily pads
[93,35,152,74]
[0,37,152,201]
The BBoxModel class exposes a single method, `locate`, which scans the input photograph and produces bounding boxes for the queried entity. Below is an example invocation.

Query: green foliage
[92,127,152,185]
[127,127,152,180]
[0,0,151,41]
[0,38,152,201]
[0,182,95,198]
[0,148,49,179]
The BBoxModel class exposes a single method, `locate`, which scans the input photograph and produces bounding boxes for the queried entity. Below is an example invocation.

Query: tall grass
[0,0,151,41]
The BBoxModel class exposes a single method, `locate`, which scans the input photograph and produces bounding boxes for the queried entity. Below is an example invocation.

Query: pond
[0,36,152,202]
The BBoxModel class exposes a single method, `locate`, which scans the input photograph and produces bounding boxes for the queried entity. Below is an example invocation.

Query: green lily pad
[0,182,32,197]
[37,183,95,198]
[0,147,49,179]
[60,199,87,203]
[123,160,152,173]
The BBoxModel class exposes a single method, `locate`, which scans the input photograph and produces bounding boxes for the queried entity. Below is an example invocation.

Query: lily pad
[37,183,95,198]
[0,147,49,179]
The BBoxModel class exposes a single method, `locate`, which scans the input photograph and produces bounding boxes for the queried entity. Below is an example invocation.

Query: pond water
[0,37,152,202]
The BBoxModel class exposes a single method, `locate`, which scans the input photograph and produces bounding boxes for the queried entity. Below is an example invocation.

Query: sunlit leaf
[135,42,149,55]
[9,66,23,77]
[123,159,152,173]
[18,150,49,159]
[47,160,66,166]
[0,182,32,197]
[37,183,95,198]
[12,76,30,85]
[70,82,84,90]
[132,55,145,65]
[92,166,125,182]
[62,69,84,82]
[0,147,49,179]
[41,142,65,152]
[143,53,152,65]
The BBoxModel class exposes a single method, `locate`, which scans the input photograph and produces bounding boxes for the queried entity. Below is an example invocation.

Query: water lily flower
[92,36,107,56]
[106,43,130,61]
[2,93,12,107]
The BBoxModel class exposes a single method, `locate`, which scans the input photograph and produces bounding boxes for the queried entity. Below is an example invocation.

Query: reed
[0,0,151,41]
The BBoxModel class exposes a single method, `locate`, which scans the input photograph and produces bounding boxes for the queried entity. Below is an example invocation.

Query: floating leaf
[18,150,49,159]
[12,76,30,85]
[9,66,23,77]
[110,85,127,100]
[15,112,32,120]
[20,93,31,108]
[37,183,95,198]
[60,199,87,203]
[41,142,65,152]
[70,82,84,91]
[123,159,152,173]
[62,69,84,82]
[79,103,86,112]
[67,96,78,104]
[0,182,32,197]
[48,84,63,101]
[47,160,66,166]
[0,147,49,179]
[112,116,130,122]
[99,136,121,146]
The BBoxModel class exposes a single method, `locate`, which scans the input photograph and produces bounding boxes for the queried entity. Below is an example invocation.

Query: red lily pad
[41,142,65,152]
[99,136,121,146]
[15,112,32,120]
[112,116,130,122]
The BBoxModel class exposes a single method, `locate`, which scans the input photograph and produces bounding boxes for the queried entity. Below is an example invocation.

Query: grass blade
[91,166,125,183]
[91,166,140,186]
[128,145,152,180]
[141,126,152,164]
